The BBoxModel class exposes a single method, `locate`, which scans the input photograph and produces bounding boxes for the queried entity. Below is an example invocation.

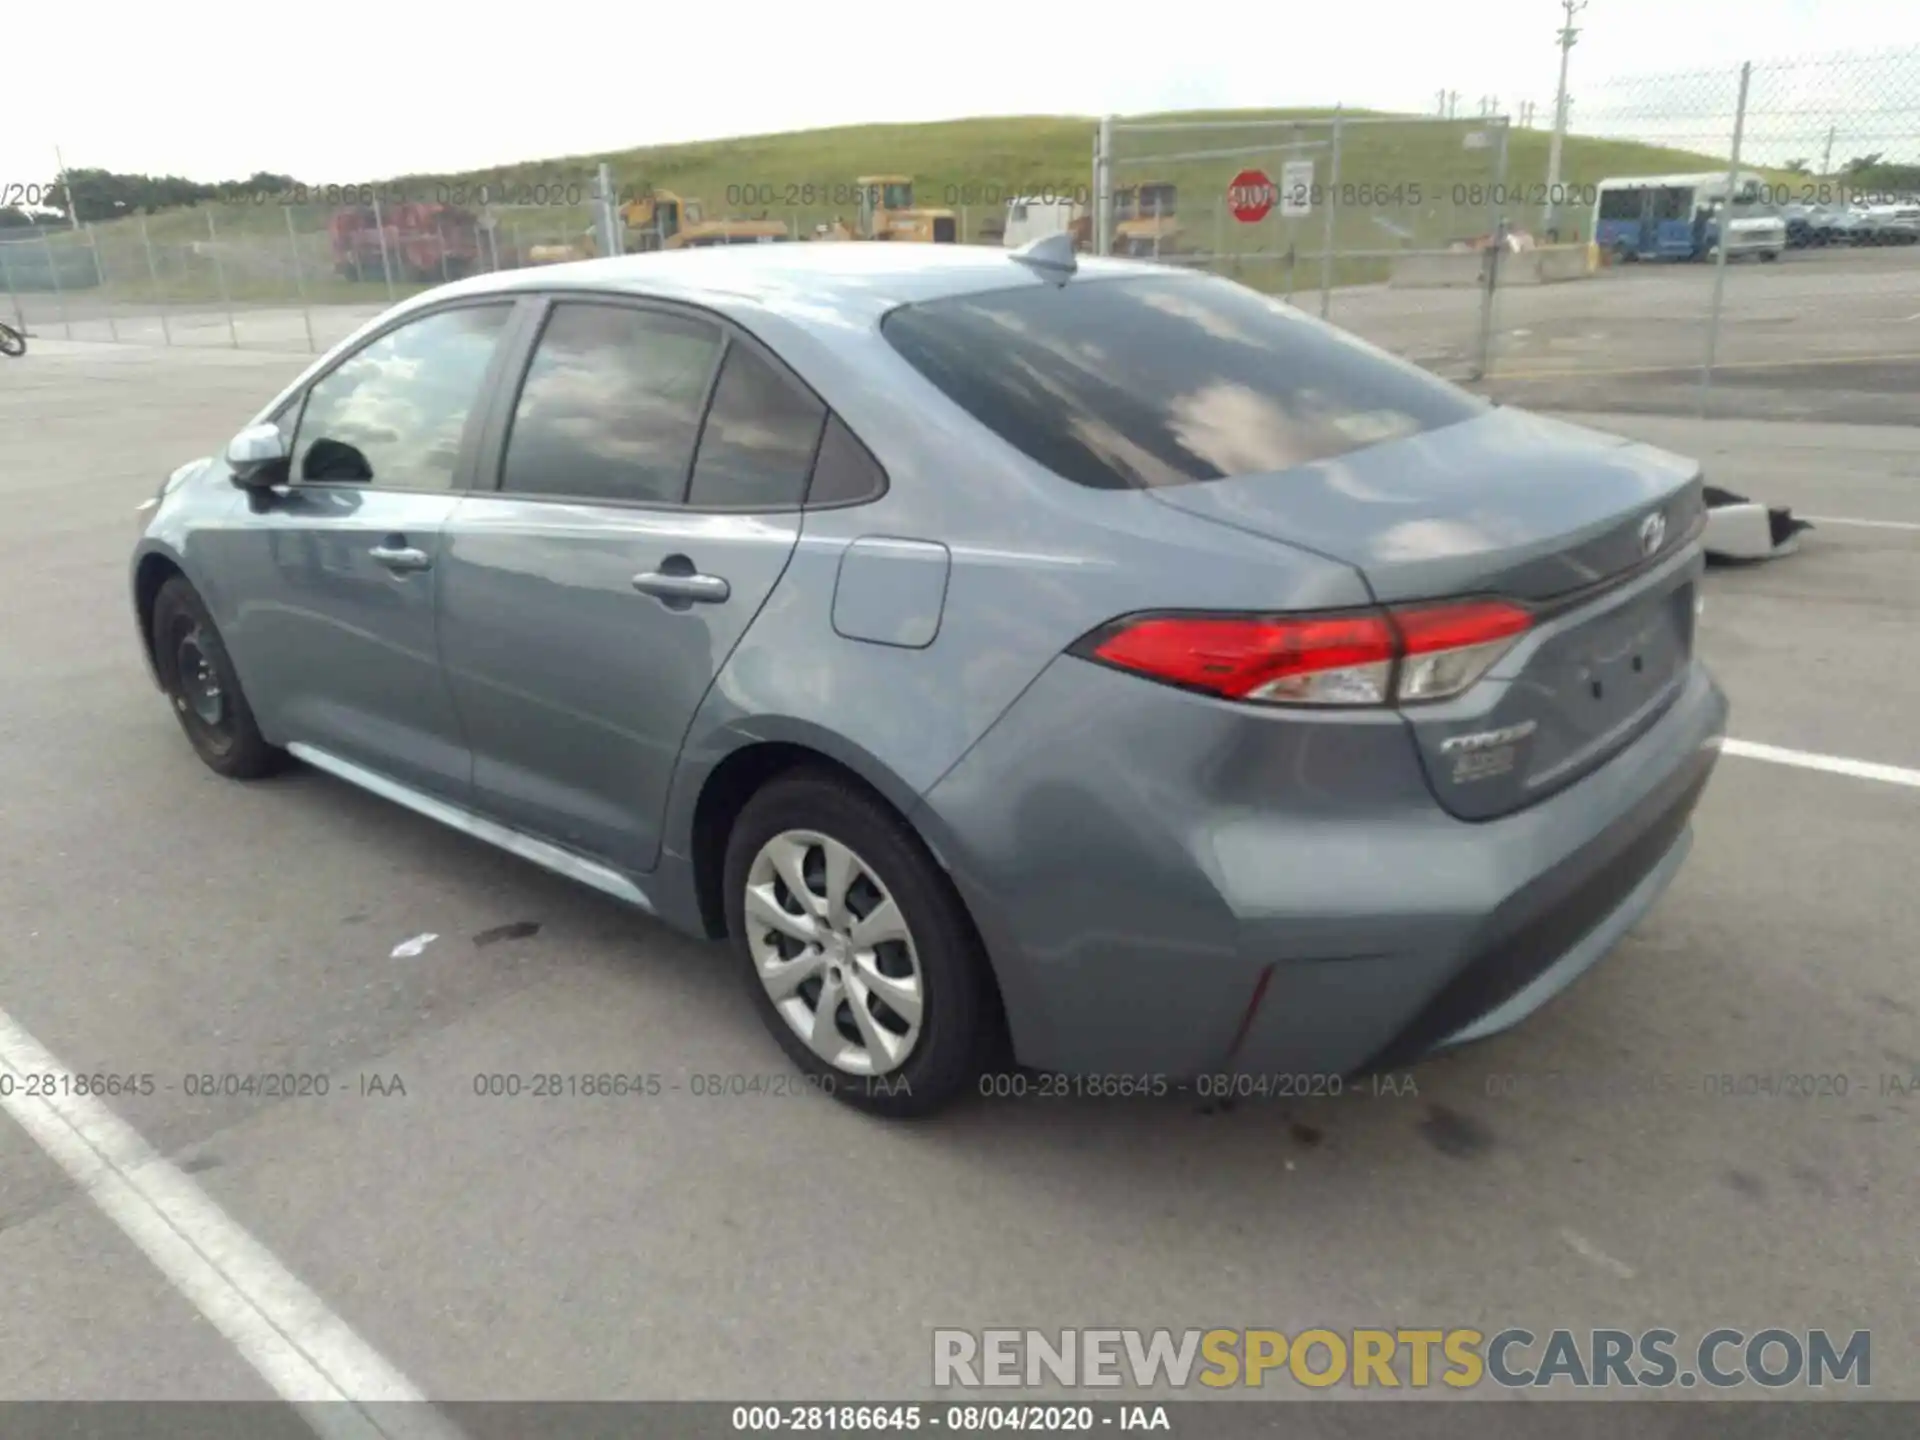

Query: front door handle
[369,543,432,573]
[632,570,730,605]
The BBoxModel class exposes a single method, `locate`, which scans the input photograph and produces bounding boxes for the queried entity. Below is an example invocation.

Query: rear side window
[806,416,887,506]
[500,302,723,505]
[881,274,1486,490]
[686,343,826,509]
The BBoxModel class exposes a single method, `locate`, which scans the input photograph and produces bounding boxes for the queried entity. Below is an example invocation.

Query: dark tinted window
[500,303,723,504]
[293,304,510,489]
[687,343,826,509]
[1599,187,1642,221]
[1654,186,1690,221]
[806,415,887,506]
[881,274,1485,491]
[1138,184,1177,215]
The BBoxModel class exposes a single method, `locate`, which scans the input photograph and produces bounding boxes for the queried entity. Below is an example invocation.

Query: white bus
[1593,171,1786,263]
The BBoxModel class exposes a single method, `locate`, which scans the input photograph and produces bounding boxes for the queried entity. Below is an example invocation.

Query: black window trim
[277,293,535,498]
[473,288,887,515]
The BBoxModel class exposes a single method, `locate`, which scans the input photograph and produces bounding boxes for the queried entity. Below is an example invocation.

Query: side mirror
[226,423,291,489]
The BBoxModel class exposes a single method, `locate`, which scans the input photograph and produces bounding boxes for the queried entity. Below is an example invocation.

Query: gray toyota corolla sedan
[131,239,1729,1116]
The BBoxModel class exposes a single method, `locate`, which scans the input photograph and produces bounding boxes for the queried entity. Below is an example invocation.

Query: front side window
[499,302,724,505]
[882,273,1486,491]
[292,304,511,488]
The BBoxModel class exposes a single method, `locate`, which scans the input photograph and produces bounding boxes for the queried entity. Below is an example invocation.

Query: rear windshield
[880,273,1486,490]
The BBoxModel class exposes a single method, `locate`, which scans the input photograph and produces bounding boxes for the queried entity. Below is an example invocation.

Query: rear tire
[0,322,23,358]
[151,577,284,780]
[723,770,991,1118]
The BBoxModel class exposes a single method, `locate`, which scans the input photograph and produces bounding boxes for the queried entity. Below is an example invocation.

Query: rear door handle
[369,543,432,573]
[632,571,730,604]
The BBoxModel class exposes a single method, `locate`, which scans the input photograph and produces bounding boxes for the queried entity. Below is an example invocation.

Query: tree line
[0,169,301,228]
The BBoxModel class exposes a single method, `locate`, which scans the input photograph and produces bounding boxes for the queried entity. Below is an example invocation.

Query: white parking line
[1723,739,1920,790]
[0,1008,467,1440]
[1800,514,1920,532]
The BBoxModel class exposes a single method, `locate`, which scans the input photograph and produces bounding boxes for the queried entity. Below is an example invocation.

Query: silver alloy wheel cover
[744,829,925,1076]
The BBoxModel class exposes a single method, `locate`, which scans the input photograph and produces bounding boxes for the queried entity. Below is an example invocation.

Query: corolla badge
[1440,719,1538,784]
[1440,720,1539,755]
[1639,510,1667,557]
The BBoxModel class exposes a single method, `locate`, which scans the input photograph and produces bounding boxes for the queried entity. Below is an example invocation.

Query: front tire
[151,577,284,780]
[723,771,992,1118]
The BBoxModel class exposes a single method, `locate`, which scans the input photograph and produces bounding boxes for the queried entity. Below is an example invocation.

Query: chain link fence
[1092,112,1517,381]
[3,47,1913,425]
[1464,47,1919,425]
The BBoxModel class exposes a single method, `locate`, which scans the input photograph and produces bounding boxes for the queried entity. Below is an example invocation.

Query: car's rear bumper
[915,654,1728,1080]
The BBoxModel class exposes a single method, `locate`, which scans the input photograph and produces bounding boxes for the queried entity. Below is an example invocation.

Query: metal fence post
[208,209,239,348]
[41,230,73,339]
[285,206,317,354]
[87,224,118,341]
[0,241,25,334]
[372,195,396,301]
[1319,109,1343,318]
[1095,116,1114,257]
[1473,118,1511,380]
[595,163,622,258]
[141,216,171,346]
[1700,62,1752,418]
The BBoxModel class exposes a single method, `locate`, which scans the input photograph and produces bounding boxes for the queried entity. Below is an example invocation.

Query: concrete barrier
[1490,244,1597,286]
[1535,244,1596,282]
[1388,252,1487,288]
[1390,243,1596,289]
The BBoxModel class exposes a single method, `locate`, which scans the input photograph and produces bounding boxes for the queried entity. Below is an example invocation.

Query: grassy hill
[24,109,1759,305]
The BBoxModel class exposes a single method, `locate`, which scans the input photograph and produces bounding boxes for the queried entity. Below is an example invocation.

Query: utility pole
[1819,123,1836,177]
[1543,0,1587,237]
[54,145,82,230]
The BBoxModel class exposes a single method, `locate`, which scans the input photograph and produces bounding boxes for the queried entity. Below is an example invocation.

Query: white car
[1705,211,1785,262]
[1001,197,1086,250]
[1854,201,1920,245]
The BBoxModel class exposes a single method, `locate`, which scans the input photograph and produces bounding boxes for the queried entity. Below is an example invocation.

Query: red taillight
[1078,599,1532,708]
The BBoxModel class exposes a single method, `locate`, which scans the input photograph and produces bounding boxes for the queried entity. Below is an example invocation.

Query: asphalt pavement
[0,342,1914,1420]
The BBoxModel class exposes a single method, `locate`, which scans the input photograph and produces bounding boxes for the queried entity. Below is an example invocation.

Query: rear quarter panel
[656,299,1376,873]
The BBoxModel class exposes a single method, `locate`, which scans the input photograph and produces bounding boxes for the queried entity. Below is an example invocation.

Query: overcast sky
[5,1,1913,194]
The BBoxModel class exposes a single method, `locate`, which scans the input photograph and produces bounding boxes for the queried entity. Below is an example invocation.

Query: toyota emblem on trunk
[1639,510,1667,556]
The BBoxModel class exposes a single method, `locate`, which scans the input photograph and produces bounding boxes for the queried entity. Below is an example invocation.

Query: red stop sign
[1228,169,1276,223]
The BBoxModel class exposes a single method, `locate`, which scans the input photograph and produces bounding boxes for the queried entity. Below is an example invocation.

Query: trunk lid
[1146,407,1708,818]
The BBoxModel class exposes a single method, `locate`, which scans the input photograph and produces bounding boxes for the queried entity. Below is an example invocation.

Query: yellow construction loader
[810,176,957,243]
[524,234,595,266]
[1106,181,1185,257]
[1061,181,1184,256]
[621,191,789,250]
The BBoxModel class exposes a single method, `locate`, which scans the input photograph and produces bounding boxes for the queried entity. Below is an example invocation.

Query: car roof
[428,242,1168,326]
